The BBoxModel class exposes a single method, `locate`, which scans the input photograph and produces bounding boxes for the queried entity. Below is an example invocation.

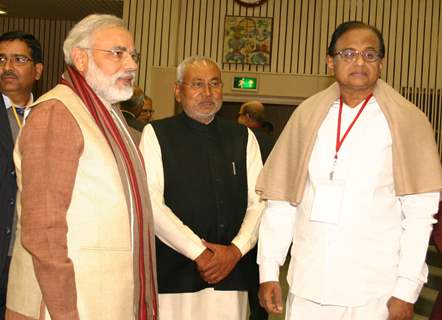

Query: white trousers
[285,293,390,320]
[159,288,248,320]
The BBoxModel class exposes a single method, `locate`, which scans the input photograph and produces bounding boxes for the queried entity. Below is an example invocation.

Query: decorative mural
[223,16,272,65]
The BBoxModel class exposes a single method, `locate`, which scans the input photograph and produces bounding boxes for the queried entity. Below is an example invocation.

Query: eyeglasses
[0,54,33,66]
[82,47,141,64]
[333,48,381,63]
[180,79,223,91]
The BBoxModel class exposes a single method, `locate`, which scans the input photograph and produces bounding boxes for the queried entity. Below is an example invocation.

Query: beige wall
[125,0,442,153]
[0,2,440,151]
[0,17,76,97]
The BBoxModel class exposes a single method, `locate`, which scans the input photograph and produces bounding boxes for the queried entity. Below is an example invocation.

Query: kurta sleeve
[392,191,439,303]
[140,124,206,260]
[257,200,297,283]
[19,100,83,319]
[432,200,442,252]
[231,129,265,255]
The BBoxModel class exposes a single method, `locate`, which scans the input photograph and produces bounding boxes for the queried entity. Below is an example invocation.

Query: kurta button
[4,227,11,235]
[9,198,14,205]
[10,170,15,176]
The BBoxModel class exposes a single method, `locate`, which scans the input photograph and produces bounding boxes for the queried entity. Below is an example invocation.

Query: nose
[354,53,365,65]
[202,84,212,96]
[123,53,138,71]
[2,58,14,70]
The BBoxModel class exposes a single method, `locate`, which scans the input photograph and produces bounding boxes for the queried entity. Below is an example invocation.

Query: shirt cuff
[188,242,206,261]
[259,261,280,283]
[232,235,256,256]
[392,277,424,303]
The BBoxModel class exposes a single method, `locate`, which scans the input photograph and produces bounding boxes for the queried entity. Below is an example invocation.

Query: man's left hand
[197,241,242,284]
[387,297,414,320]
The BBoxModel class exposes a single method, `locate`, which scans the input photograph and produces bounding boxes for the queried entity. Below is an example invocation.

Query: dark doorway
[218,101,297,139]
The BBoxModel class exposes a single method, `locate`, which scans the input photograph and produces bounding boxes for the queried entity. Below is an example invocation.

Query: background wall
[0,1,440,151]
[124,0,442,152]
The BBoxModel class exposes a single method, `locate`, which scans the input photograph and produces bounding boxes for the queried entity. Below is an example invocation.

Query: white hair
[176,56,221,82]
[63,14,125,65]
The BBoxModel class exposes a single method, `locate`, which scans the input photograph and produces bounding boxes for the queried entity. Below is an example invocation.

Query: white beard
[85,57,135,104]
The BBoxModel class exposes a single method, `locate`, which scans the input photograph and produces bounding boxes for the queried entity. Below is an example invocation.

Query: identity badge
[310,180,345,224]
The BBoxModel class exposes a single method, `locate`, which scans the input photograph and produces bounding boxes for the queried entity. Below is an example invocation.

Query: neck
[198,116,214,125]
[5,91,32,107]
[247,121,262,129]
[340,87,373,108]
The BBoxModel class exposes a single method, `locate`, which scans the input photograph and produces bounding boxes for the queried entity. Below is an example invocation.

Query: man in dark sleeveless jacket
[140,56,264,320]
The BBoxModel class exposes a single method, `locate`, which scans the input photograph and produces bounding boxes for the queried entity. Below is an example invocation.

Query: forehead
[90,26,134,49]
[183,61,221,80]
[0,39,31,55]
[335,28,380,50]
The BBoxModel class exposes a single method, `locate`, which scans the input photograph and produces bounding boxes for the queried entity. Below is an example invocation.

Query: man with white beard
[5,14,158,320]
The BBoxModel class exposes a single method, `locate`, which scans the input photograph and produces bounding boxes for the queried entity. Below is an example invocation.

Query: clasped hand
[195,240,242,284]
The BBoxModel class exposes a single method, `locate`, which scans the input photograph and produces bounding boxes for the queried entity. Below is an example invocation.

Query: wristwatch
[234,0,268,7]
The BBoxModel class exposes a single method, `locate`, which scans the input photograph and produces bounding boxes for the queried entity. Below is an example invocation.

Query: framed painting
[223,16,272,65]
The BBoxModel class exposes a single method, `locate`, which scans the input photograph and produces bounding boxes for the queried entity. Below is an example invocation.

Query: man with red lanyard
[256,21,442,320]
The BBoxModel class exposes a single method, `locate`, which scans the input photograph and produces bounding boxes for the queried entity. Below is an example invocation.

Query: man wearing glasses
[6,15,157,320]
[0,31,43,319]
[140,56,264,319]
[257,21,441,320]
[137,95,154,125]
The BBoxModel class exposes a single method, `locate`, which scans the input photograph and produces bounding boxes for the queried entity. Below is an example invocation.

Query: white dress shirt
[140,123,265,260]
[258,97,439,306]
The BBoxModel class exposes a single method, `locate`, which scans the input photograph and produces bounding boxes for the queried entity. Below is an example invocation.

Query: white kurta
[258,97,439,311]
[140,123,265,320]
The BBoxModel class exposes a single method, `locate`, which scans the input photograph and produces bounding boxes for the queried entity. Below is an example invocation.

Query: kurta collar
[180,111,218,133]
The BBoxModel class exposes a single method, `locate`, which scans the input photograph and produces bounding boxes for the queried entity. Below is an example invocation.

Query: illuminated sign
[232,77,258,91]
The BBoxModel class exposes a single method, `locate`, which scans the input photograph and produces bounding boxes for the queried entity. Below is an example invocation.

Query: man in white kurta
[256,21,442,320]
[140,57,264,320]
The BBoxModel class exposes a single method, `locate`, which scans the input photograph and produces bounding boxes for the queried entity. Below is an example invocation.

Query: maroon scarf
[61,65,158,320]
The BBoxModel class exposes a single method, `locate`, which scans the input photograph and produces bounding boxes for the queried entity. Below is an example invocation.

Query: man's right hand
[195,248,214,278]
[258,281,283,314]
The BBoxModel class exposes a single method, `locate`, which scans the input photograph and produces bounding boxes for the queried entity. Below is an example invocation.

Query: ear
[326,55,335,74]
[174,82,182,103]
[378,58,384,72]
[71,47,89,73]
[34,63,43,80]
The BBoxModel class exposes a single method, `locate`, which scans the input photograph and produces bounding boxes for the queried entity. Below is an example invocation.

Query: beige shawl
[256,79,442,204]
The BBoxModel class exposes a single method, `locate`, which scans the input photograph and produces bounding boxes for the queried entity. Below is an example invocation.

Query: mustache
[198,99,216,106]
[1,70,18,79]
[115,71,136,81]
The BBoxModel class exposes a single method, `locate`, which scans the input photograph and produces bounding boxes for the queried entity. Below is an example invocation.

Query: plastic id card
[310,179,345,224]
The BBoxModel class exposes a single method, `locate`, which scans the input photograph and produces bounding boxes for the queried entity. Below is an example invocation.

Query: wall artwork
[223,16,272,65]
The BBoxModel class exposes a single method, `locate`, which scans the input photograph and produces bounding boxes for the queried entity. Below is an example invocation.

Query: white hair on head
[176,56,221,82]
[63,14,125,65]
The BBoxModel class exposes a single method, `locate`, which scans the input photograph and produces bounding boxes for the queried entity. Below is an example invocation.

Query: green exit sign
[232,77,258,91]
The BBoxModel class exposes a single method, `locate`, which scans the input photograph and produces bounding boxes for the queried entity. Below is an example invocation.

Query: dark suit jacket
[0,95,16,272]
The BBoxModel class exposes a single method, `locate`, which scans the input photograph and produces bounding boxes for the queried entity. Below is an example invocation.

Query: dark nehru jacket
[0,95,16,271]
[151,112,254,293]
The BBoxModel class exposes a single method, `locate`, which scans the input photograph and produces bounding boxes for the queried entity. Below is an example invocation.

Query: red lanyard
[334,93,372,159]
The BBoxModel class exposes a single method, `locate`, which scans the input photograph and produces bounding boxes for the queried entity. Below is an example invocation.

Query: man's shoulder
[150,114,180,129]
[375,79,429,120]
